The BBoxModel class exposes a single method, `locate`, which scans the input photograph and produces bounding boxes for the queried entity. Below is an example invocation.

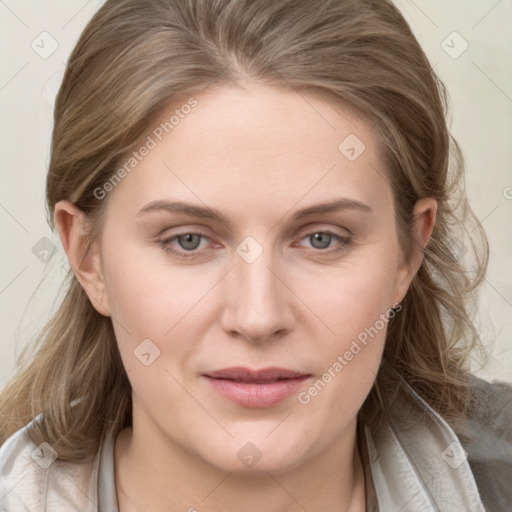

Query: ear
[54,200,111,317]
[391,197,437,305]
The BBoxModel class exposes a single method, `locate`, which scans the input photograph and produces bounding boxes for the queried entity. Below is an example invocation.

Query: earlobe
[54,200,111,317]
[392,197,437,305]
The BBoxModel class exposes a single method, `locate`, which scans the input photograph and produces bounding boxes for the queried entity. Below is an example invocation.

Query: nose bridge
[221,237,293,342]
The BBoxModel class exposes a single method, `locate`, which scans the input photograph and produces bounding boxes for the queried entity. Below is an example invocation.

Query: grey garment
[1,367,511,511]
[97,431,118,512]
[455,375,512,512]
[370,360,512,512]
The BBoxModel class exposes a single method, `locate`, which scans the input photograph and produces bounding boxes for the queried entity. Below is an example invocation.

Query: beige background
[1,0,511,388]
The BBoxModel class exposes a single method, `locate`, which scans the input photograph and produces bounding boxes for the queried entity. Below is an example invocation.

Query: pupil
[180,234,200,250]
[312,233,330,249]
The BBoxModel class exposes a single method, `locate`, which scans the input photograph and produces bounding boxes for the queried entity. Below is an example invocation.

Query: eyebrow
[136,198,372,229]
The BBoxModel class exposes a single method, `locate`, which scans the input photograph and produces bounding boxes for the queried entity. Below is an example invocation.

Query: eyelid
[294,229,351,253]
[157,229,218,259]
[297,222,352,238]
[157,225,352,259]
[298,228,350,242]
[157,223,351,244]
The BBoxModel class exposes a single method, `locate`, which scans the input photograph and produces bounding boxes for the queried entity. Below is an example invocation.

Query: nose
[220,244,295,345]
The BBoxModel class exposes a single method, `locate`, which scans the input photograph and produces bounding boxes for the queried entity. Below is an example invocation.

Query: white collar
[361,360,486,511]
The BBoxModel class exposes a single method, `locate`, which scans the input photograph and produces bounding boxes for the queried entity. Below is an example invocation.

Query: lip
[202,366,312,408]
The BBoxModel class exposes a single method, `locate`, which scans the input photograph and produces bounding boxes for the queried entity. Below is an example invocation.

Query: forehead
[103,82,391,221]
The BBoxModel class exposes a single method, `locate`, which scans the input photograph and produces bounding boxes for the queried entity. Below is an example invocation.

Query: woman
[0,0,510,510]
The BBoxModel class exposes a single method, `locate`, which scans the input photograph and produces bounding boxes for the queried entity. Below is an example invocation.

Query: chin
[200,436,311,475]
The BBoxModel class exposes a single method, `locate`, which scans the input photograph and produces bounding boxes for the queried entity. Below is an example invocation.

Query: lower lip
[203,375,311,408]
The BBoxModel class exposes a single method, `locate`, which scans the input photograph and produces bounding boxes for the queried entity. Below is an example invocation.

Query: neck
[114,416,366,512]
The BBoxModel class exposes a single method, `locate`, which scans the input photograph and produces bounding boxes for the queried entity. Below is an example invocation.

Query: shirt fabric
[1,360,511,511]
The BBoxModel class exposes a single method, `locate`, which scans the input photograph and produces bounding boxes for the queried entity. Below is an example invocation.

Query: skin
[55,81,436,512]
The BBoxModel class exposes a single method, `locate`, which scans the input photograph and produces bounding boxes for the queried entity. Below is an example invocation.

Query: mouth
[204,366,310,381]
[202,367,312,408]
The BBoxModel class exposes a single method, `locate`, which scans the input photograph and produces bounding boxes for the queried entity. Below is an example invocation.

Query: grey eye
[309,233,332,249]
[177,233,203,250]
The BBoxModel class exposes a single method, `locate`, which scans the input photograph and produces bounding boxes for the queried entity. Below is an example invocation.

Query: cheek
[101,248,201,405]
[293,251,398,411]
[296,250,398,338]
[99,240,205,387]
[101,237,193,331]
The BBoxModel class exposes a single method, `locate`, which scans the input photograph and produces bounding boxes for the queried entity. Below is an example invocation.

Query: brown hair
[0,0,488,461]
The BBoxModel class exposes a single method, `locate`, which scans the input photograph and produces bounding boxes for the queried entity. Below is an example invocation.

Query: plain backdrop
[1,0,511,389]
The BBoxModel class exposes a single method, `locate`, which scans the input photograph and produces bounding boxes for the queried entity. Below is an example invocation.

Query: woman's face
[63,82,431,474]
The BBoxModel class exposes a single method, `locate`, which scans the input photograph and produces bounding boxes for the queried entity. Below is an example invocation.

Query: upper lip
[203,367,310,382]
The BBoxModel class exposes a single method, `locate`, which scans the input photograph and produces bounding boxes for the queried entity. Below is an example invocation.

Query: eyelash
[157,229,351,259]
